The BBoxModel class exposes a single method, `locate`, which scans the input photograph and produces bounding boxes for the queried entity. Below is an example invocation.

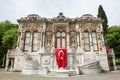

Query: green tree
[2,28,18,49]
[0,20,18,67]
[105,26,120,58]
[97,5,108,36]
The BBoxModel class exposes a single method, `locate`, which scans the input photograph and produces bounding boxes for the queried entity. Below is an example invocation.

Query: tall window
[91,31,98,51]
[32,32,38,51]
[24,32,30,52]
[84,31,90,51]
[56,31,66,48]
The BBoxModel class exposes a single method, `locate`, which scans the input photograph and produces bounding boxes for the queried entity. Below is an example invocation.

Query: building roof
[17,12,102,23]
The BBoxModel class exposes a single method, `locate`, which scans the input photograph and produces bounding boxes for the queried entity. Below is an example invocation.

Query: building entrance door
[55,31,66,48]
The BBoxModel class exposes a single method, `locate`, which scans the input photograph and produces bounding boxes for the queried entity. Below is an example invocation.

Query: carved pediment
[52,12,70,22]
[75,14,102,22]
[82,14,102,21]
[17,14,46,23]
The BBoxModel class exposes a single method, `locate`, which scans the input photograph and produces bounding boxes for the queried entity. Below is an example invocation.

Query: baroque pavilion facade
[5,12,110,74]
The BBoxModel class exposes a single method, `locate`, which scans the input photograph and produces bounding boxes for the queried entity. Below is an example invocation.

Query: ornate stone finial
[59,12,63,15]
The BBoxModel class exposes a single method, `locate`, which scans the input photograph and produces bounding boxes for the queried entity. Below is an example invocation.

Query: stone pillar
[20,31,23,51]
[76,30,84,53]
[111,49,117,70]
[10,59,13,71]
[5,54,9,71]
[29,31,32,52]
[68,53,74,70]
[40,32,45,53]
[38,32,42,52]
[16,32,20,49]
[67,32,72,53]
[42,23,46,48]
[51,53,54,70]
[39,31,45,53]
[77,31,80,47]
[101,32,106,53]
[81,53,84,65]
[43,32,45,48]
[76,31,81,53]
[90,31,94,52]
[51,32,55,53]
[113,55,117,70]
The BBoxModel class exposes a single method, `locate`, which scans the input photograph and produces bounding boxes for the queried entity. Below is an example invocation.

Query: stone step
[79,61,101,75]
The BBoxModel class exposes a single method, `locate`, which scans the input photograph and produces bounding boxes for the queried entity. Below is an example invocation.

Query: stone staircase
[21,53,101,75]
[79,60,101,74]
[22,54,48,75]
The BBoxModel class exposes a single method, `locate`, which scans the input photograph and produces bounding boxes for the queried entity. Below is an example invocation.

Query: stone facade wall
[12,13,109,71]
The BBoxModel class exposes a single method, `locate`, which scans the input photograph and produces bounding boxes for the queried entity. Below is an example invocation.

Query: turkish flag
[55,48,67,69]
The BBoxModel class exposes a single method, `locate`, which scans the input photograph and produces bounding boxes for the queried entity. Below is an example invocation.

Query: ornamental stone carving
[52,12,70,22]
[10,12,110,74]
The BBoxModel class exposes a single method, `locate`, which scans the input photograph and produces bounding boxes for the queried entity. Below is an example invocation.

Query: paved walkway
[0,69,120,80]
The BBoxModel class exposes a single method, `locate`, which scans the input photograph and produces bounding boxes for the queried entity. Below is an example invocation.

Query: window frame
[84,31,90,51]
[55,31,67,48]
[91,31,98,51]
[23,31,31,52]
[32,31,38,52]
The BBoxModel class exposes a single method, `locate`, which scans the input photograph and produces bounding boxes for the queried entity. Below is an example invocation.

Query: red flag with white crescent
[55,48,67,69]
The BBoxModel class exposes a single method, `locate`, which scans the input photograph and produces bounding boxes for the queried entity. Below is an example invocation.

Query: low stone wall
[80,61,101,75]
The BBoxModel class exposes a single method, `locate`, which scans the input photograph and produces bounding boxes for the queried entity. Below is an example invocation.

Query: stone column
[39,32,42,53]
[42,32,45,48]
[41,32,45,53]
[69,54,74,70]
[10,59,13,71]
[67,32,70,48]
[67,32,72,53]
[42,23,46,50]
[77,31,80,47]
[20,31,23,51]
[81,53,84,65]
[50,53,54,70]
[76,31,81,53]
[38,32,41,52]
[76,30,83,53]
[5,54,9,71]
[29,31,32,52]
[16,32,20,48]
[101,32,106,53]
[113,55,117,70]
[111,49,117,70]
[51,32,55,53]
[39,31,45,53]
[90,31,94,52]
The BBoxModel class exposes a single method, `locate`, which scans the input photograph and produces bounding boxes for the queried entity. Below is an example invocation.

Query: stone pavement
[0,69,120,80]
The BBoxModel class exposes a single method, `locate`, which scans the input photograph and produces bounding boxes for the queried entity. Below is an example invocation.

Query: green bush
[116,58,120,65]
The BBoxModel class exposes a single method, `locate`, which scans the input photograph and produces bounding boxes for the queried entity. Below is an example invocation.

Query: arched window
[32,31,38,52]
[84,31,90,51]
[55,31,66,48]
[24,31,30,52]
[91,31,98,51]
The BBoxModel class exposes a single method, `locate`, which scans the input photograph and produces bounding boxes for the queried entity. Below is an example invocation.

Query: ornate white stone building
[5,13,110,75]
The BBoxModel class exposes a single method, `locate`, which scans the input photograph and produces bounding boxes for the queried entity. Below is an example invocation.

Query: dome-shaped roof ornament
[59,12,63,16]
[51,12,69,22]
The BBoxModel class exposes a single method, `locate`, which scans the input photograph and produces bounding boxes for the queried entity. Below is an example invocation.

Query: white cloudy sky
[0,0,119,26]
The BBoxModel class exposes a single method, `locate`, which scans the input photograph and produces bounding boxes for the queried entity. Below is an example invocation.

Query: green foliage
[97,5,108,36]
[0,20,18,67]
[105,26,120,58]
[116,58,120,65]
[2,28,18,48]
